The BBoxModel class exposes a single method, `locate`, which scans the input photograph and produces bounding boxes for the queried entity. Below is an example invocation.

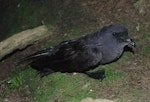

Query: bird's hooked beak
[126,38,136,47]
[126,38,136,53]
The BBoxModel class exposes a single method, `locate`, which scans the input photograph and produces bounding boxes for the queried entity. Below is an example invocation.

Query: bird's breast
[100,46,123,64]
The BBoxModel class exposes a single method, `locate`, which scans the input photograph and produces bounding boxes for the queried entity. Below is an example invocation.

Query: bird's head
[100,24,136,53]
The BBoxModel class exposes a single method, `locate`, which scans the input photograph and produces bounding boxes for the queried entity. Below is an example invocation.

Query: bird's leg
[39,68,55,77]
[84,69,105,81]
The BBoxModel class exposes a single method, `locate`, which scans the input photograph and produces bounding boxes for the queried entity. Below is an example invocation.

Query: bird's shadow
[124,46,135,54]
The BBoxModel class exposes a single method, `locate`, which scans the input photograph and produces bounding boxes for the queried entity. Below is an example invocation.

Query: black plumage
[20,24,136,80]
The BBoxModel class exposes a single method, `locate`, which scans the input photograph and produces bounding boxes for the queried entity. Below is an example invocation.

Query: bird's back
[29,37,103,73]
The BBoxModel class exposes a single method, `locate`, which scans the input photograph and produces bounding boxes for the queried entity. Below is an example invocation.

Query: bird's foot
[85,69,105,81]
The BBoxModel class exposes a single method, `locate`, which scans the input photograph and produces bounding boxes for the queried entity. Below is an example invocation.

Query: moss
[44,41,58,48]
[102,66,124,84]
[70,26,83,36]
[10,0,44,34]
[134,0,144,8]
[28,73,95,102]
[144,44,150,56]
[144,33,150,41]
[8,66,37,89]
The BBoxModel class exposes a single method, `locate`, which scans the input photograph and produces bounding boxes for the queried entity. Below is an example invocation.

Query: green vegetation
[143,33,150,56]
[8,72,23,89]
[2,63,124,102]
[144,44,150,56]
[10,0,45,34]
[7,66,37,89]
[144,33,150,41]
[134,0,144,8]
[70,26,83,36]
[29,73,95,102]
[44,41,58,48]
[104,67,124,81]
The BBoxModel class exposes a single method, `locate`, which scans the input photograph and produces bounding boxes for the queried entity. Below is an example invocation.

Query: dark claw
[85,69,105,81]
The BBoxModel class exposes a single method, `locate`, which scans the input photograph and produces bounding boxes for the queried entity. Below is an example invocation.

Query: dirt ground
[0,0,150,102]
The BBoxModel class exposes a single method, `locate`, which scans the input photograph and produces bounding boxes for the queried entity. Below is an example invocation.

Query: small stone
[89,89,93,92]
[73,72,77,75]
[3,98,9,102]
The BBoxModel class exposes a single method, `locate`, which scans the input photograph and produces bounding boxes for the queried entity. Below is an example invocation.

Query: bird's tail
[18,49,49,63]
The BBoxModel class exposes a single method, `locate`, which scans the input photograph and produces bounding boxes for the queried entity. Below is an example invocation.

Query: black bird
[20,24,136,80]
